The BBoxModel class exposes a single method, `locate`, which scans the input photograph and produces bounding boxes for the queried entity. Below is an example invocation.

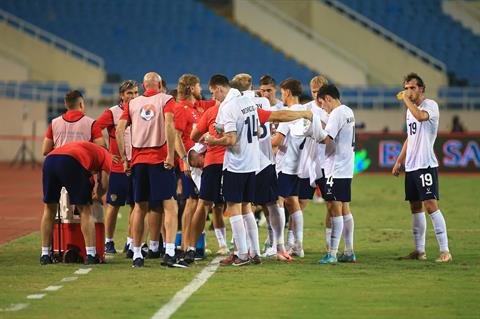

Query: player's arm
[174,130,191,175]
[164,112,176,169]
[392,139,408,176]
[92,111,113,148]
[267,109,313,123]
[206,131,237,146]
[190,128,204,142]
[403,93,429,122]
[191,111,208,142]
[271,132,284,148]
[42,138,54,155]
[115,119,129,170]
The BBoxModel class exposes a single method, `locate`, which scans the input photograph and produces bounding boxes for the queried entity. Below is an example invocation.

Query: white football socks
[86,246,96,257]
[230,215,248,259]
[291,210,304,249]
[214,228,227,248]
[330,216,344,258]
[133,246,143,259]
[165,243,175,257]
[267,204,286,252]
[41,246,50,256]
[149,240,159,252]
[429,210,449,252]
[343,213,354,255]
[412,212,426,253]
[243,212,260,256]
[105,237,113,244]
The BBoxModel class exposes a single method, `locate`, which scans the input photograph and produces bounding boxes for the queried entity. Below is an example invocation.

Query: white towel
[187,143,207,190]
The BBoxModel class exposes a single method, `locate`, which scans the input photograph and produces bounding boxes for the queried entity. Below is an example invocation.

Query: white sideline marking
[151,257,222,319]
[74,268,92,275]
[61,277,78,282]
[0,303,29,312]
[43,285,63,292]
[27,294,46,300]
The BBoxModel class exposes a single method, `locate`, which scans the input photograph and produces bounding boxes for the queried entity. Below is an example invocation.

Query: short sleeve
[220,101,238,133]
[174,105,188,131]
[45,124,53,139]
[423,100,439,122]
[257,108,272,124]
[324,108,342,139]
[90,121,104,139]
[195,109,209,134]
[195,99,216,110]
[276,122,290,137]
[164,98,176,114]
[94,109,114,131]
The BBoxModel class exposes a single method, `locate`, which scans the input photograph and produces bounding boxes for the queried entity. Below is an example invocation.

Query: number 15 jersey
[405,99,439,172]
[216,94,271,173]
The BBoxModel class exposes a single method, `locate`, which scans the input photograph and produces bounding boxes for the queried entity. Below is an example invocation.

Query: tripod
[10,108,39,169]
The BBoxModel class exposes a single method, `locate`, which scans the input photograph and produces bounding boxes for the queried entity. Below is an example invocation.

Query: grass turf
[1,175,479,319]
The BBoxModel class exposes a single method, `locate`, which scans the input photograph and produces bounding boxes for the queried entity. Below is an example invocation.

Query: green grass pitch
[1,174,479,319]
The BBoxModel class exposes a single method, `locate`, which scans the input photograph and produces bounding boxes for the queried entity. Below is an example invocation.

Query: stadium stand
[0,0,316,84]
[337,0,480,86]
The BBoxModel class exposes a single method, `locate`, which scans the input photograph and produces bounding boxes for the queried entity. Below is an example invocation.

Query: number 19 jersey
[405,99,439,172]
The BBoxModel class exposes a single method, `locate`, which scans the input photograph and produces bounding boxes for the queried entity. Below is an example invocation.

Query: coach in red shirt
[40,142,111,266]
[116,72,186,268]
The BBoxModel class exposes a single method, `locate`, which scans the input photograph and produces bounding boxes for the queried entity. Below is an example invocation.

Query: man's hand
[164,154,174,170]
[123,160,131,176]
[203,134,218,146]
[392,162,402,177]
[112,155,120,164]
[183,161,192,177]
[402,90,411,104]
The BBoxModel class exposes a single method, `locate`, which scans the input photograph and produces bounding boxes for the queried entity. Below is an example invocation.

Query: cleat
[276,251,294,262]
[250,255,262,265]
[216,246,229,256]
[219,254,235,266]
[261,246,277,258]
[338,253,357,263]
[125,249,133,259]
[232,256,250,267]
[163,254,189,268]
[146,249,161,259]
[435,251,452,263]
[399,250,427,260]
[85,254,102,265]
[318,253,337,264]
[105,241,117,254]
[40,254,53,265]
[183,250,196,264]
[123,242,129,253]
[132,257,144,268]
[289,246,304,258]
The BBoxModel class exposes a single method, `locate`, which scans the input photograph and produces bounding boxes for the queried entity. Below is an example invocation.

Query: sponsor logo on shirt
[140,104,156,121]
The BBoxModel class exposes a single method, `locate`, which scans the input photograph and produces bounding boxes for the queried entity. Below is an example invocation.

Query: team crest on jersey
[140,104,156,121]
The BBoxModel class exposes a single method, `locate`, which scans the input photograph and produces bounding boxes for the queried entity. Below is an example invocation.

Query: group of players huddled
[39,71,452,267]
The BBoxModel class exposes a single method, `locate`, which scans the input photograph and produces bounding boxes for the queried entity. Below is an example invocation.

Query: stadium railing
[322,0,447,72]
[0,8,104,68]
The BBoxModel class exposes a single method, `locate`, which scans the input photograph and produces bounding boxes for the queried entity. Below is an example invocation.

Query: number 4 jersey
[405,99,439,172]
[323,104,355,179]
[216,93,271,173]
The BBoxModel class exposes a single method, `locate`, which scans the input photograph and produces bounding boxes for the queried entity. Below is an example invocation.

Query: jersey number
[244,115,258,144]
[408,122,417,135]
[258,123,268,139]
[326,176,334,187]
[419,173,433,187]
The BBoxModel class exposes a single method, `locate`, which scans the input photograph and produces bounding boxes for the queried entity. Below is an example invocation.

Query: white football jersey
[216,92,261,173]
[405,99,439,172]
[298,101,329,183]
[323,104,355,179]
[276,104,308,175]
[270,99,285,111]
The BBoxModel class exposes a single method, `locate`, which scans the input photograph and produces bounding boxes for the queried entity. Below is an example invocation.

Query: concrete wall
[0,98,47,162]
[0,55,28,81]
[443,0,480,36]
[261,0,448,90]
[0,23,105,98]
[233,0,369,86]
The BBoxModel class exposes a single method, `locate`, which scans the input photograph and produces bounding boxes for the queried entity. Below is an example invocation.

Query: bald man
[116,72,187,268]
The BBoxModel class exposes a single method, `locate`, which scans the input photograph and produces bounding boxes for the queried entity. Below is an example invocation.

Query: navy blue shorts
[43,155,93,205]
[323,177,351,202]
[299,177,316,200]
[315,175,327,198]
[277,172,300,198]
[254,165,278,205]
[107,172,134,206]
[132,163,176,205]
[181,172,199,200]
[405,167,439,201]
[222,170,256,203]
[199,164,224,204]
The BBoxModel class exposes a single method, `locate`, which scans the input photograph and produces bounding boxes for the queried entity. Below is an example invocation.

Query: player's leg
[146,205,163,259]
[319,200,342,264]
[77,204,100,264]
[212,203,228,254]
[285,195,304,257]
[338,201,356,263]
[184,199,211,263]
[104,172,128,254]
[242,172,261,263]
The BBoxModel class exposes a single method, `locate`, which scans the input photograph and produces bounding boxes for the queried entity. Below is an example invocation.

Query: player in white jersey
[271,78,308,258]
[304,84,356,264]
[259,75,284,111]
[204,78,313,266]
[392,73,452,263]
